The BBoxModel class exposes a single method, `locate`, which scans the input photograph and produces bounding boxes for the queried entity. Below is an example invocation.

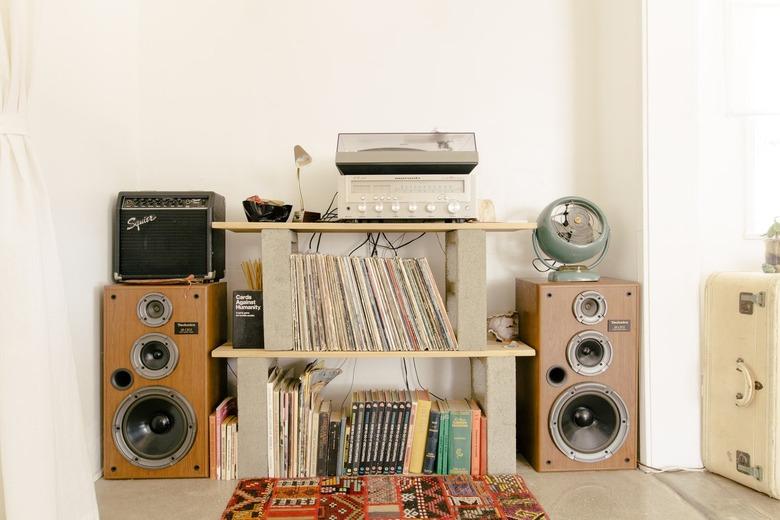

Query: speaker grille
[112,386,197,469]
[119,209,208,277]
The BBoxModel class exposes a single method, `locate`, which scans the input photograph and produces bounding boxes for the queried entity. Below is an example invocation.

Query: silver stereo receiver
[337,174,477,220]
[335,132,478,221]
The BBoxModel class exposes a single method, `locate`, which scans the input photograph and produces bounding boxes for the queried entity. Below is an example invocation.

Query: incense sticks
[241,259,263,290]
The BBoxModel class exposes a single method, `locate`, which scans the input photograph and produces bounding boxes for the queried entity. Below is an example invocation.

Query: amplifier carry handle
[735,359,756,407]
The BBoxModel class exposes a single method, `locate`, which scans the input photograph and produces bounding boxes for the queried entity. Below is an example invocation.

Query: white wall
[30,0,138,477]
[134,0,634,402]
[30,0,649,476]
[641,0,766,470]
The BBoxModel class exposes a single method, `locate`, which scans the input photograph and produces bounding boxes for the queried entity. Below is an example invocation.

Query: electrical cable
[307,191,339,253]
[532,257,557,273]
[400,359,410,393]
[637,462,705,474]
[348,234,372,256]
[411,358,444,401]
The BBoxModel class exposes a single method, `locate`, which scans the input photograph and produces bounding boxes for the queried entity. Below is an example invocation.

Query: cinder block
[471,357,516,474]
[261,229,296,350]
[445,230,487,350]
[237,358,271,478]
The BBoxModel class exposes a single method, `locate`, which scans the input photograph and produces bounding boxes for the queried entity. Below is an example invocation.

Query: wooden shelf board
[212,341,535,358]
[213,221,536,233]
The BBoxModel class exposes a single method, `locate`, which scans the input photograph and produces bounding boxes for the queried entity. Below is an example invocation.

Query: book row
[266,364,487,478]
[209,396,237,480]
[290,254,458,351]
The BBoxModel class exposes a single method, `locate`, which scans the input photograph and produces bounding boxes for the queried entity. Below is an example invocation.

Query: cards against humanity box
[232,291,264,348]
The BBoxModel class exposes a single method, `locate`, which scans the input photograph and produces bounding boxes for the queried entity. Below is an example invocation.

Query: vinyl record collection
[291,254,458,352]
[266,363,487,478]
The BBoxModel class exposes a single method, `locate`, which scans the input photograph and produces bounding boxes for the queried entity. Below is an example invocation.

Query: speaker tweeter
[136,292,172,327]
[573,290,607,325]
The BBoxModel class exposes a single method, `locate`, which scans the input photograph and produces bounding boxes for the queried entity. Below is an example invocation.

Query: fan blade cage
[550,203,604,246]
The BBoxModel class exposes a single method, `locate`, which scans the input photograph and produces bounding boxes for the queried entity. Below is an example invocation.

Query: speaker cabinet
[103,283,226,479]
[516,278,639,471]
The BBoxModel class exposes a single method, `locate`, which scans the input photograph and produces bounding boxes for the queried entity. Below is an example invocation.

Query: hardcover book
[467,399,481,476]
[422,400,441,474]
[316,400,331,476]
[447,399,472,475]
[409,390,432,473]
[437,400,450,475]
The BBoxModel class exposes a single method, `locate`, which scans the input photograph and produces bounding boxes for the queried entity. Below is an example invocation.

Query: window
[725,0,780,236]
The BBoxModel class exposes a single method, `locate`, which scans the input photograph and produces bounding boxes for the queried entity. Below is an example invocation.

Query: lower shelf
[212,341,535,358]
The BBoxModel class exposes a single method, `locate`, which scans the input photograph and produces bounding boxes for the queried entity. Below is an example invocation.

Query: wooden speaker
[515,278,639,471]
[103,283,226,479]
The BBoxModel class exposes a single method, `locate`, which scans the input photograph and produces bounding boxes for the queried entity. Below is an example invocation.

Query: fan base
[548,267,601,282]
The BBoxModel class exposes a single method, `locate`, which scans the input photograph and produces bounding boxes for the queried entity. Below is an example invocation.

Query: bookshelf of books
[212,222,536,478]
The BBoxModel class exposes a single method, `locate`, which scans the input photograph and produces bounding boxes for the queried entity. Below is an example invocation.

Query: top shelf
[213,221,536,233]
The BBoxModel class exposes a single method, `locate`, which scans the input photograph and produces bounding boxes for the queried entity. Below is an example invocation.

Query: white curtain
[0,0,99,518]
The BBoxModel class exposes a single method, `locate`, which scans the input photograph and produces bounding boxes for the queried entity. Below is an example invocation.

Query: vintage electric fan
[532,196,610,282]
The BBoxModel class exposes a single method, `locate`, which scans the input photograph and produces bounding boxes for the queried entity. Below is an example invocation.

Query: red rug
[221,474,548,519]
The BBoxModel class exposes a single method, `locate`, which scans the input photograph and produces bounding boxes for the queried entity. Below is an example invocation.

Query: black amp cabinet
[113,191,225,281]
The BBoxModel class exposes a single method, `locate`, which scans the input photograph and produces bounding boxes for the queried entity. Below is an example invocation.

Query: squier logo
[126,215,157,231]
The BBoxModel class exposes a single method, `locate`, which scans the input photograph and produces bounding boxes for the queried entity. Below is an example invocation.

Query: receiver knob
[447,201,461,214]
[408,203,417,212]
[425,203,436,213]
[374,203,384,212]
[391,203,401,212]
[357,203,367,212]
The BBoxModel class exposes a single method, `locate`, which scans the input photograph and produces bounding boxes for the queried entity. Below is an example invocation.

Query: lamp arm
[296,167,305,210]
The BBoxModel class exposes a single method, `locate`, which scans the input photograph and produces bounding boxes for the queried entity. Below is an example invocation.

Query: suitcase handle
[735,359,756,407]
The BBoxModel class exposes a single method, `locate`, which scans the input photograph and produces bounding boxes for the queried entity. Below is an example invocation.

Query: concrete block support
[471,357,516,474]
[237,357,271,478]
[445,230,487,350]
[261,229,296,350]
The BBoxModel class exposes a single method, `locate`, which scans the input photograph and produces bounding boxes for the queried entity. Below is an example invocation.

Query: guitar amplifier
[113,191,225,281]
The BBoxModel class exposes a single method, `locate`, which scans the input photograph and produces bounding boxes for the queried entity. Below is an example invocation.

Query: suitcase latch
[736,450,763,481]
[739,292,766,315]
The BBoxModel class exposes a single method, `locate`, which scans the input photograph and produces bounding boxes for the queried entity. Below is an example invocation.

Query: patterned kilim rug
[221,474,548,519]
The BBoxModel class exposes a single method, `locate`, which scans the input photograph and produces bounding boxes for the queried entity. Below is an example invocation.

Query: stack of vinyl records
[291,254,457,352]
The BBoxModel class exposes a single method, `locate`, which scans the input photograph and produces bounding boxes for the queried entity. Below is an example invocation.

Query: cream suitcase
[702,272,780,498]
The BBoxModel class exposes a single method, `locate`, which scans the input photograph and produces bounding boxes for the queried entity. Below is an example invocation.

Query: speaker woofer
[566,331,613,376]
[573,291,607,325]
[130,333,179,380]
[137,293,172,327]
[549,382,628,462]
[112,386,196,469]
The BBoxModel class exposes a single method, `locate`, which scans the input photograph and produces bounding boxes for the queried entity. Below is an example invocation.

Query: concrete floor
[96,458,780,519]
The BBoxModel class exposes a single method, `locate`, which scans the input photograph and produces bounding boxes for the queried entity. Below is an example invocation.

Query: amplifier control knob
[425,203,436,213]
[408,203,418,212]
[447,202,461,214]
[391,203,401,212]
[374,203,384,212]
[357,203,367,213]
